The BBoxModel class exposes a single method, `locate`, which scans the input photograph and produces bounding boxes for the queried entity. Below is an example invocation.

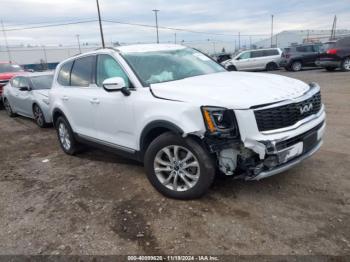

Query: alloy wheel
[292,61,302,71]
[58,122,71,151]
[153,145,200,192]
[4,99,12,116]
[34,106,44,126]
[343,58,350,71]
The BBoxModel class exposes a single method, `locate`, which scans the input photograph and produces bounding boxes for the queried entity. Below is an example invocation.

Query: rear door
[250,50,265,70]
[296,45,318,65]
[57,55,99,137]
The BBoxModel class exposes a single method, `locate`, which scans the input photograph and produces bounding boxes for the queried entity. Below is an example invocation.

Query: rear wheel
[266,62,277,71]
[325,67,336,72]
[144,132,216,199]
[340,57,350,72]
[291,61,302,72]
[33,104,47,128]
[55,116,81,155]
[3,98,16,117]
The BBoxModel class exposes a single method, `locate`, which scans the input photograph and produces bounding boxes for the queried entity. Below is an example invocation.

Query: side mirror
[236,57,241,60]
[102,77,130,96]
[19,86,31,91]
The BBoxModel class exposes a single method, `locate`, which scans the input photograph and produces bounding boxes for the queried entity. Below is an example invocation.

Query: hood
[0,72,25,80]
[150,72,310,109]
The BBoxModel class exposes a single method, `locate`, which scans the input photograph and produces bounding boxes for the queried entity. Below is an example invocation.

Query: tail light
[326,49,338,55]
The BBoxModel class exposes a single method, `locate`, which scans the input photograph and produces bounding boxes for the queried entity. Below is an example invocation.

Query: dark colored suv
[280,43,323,71]
[317,37,350,72]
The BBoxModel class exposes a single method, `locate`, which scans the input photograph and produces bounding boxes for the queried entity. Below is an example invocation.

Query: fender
[52,108,67,127]
[139,120,184,152]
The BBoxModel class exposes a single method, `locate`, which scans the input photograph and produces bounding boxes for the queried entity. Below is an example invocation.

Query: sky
[0,0,349,47]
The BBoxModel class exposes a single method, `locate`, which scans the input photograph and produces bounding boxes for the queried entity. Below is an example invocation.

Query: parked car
[280,43,323,71]
[0,62,25,101]
[316,37,350,71]
[221,48,282,71]
[50,44,326,199]
[2,72,54,127]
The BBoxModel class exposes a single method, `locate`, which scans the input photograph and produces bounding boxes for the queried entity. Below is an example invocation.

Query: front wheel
[227,65,237,71]
[340,57,350,72]
[33,104,47,128]
[3,98,16,117]
[291,61,302,72]
[144,132,216,200]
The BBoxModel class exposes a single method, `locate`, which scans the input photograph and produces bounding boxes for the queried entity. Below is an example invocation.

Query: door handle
[62,96,69,101]
[90,98,100,104]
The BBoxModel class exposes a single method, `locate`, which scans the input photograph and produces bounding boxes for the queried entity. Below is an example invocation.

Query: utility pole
[152,9,160,43]
[238,32,241,50]
[174,32,177,44]
[1,20,12,62]
[76,34,82,53]
[249,36,252,49]
[271,14,274,48]
[96,0,105,48]
[330,15,337,41]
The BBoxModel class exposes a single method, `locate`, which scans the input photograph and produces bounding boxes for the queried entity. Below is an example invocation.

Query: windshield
[30,75,53,90]
[122,48,225,85]
[0,63,23,73]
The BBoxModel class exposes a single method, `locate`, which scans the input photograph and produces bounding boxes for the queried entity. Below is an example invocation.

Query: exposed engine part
[217,148,239,175]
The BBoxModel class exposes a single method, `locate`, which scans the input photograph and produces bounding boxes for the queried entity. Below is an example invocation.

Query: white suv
[50,44,326,199]
[222,48,282,71]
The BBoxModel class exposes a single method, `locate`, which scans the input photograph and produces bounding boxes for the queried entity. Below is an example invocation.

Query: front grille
[275,121,324,151]
[254,92,322,131]
[0,79,9,86]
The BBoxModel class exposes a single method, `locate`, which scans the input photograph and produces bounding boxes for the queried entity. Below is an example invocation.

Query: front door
[93,54,136,150]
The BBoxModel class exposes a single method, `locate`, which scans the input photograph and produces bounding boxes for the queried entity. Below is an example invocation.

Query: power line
[2,20,98,32]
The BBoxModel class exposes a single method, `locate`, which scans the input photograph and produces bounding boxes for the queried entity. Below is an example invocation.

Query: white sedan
[2,72,53,127]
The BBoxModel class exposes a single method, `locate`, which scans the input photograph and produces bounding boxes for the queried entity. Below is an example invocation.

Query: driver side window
[238,52,251,60]
[96,54,130,88]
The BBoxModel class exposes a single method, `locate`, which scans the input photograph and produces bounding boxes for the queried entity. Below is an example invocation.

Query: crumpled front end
[205,83,326,180]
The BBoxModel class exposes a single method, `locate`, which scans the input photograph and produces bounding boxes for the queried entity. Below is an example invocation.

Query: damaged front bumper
[205,100,326,180]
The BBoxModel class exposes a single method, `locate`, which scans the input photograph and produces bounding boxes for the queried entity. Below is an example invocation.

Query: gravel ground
[0,69,349,256]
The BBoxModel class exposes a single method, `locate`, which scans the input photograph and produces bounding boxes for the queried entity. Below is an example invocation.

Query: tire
[325,67,336,72]
[55,116,81,155]
[3,98,16,117]
[340,57,350,72]
[144,132,216,200]
[266,62,277,71]
[33,104,47,128]
[291,61,302,72]
[227,65,237,71]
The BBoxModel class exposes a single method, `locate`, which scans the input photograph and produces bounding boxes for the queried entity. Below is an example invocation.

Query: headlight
[201,106,239,137]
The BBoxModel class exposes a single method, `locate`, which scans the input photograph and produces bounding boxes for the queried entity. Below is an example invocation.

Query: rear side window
[337,37,350,47]
[70,56,95,87]
[263,49,279,56]
[251,50,264,58]
[296,45,313,52]
[30,75,53,90]
[57,60,73,86]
